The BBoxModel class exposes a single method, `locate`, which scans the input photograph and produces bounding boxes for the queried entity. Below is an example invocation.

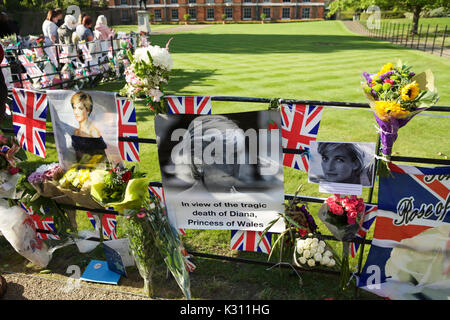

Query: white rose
[296,246,303,255]
[296,239,305,250]
[298,257,307,265]
[317,246,325,254]
[312,238,319,244]
[314,252,322,262]
[319,240,326,248]
[321,256,330,266]
[324,250,333,257]
[310,242,318,250]
[307,259,315,267]
[303,250,311,259]
[309,247,317,255]
[327,259,336,267]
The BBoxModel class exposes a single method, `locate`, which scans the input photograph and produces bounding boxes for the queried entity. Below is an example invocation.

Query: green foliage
[183,13,191,21]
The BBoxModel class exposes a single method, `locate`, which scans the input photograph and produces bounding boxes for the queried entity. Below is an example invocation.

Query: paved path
[342,20,449,58]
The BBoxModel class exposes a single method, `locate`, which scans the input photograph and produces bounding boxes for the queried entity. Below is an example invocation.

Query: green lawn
[3,20,450,300]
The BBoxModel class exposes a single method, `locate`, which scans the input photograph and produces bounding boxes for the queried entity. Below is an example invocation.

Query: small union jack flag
[166,96,212,115]
[59,45,71,64]
[230,230,272,254]
[86,208,117,240]
[11,88,48,157]
[19,202,60,240]
[350,204,378,258]
[116,97,139,162]
[281,104,323,172]
[18,55,43,78]
[78,42,92,62]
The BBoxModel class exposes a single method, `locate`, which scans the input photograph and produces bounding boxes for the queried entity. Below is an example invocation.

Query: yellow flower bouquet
[361,61,439,175]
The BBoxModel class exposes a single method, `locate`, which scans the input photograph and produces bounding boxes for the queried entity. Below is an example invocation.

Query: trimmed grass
[3,20,450,300]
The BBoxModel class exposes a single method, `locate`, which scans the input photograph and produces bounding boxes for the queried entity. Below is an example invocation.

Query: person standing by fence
[58,15,77,44]
[94,15,115,40]
[76,15,95,42]
[42,9,60,44]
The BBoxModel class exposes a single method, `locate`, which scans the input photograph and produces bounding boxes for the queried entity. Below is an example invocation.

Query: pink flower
[137,212,146,218]
[329,203,344,215]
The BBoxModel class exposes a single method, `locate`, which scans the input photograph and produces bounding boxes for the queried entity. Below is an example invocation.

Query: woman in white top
[42,9,60,44]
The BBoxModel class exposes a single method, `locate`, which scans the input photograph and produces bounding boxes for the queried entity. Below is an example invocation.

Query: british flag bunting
[116,97,139,162]
[280,104,324,172]
[11,89,47,157]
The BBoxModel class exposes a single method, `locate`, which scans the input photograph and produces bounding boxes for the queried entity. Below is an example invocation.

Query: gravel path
[151,24,213,34]
[1,272,150,300]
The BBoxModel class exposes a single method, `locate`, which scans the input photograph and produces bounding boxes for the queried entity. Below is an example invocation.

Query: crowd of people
[42,8,116,45]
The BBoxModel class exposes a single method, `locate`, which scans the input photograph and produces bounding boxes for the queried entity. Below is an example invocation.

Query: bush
[421,7,449,18]
[183,13,191,21]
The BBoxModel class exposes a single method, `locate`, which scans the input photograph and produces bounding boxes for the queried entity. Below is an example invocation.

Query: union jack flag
[78,42,92,62]
[86,208,117,240]
[18,55,43,78]
[20,74,33,90]
[11,88,48,157]
[280,104,323,172]
[350,203,378,258]
[166,96,212,115]
[116,97,139,162]
[357,163,450,299]
[59,45,71,64]
[44,46,59,67]
[230,230,272,254]
[19,202,60,240]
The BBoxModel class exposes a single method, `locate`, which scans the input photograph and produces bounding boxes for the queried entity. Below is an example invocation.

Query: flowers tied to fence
[362,61,439,175]
[121,41,173,113]
[319,194,366,290]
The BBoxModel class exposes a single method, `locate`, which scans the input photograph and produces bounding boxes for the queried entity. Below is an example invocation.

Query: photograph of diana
[308,141,376,187]
[154,110,286,233]
[47,90,123,170]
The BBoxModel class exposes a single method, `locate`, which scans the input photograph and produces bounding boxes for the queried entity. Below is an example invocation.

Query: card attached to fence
[155,110,285,233]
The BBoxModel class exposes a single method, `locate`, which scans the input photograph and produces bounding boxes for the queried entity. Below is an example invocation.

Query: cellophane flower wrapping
[90,166,149,213]
[318,195,365,290]
[0,134,23,199]
[143,195,191,300]
[361,61,439,175]
[123,209,159,298]
[120,41,173,113]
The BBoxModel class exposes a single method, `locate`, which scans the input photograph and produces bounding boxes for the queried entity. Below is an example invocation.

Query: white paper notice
[319,182,362,196]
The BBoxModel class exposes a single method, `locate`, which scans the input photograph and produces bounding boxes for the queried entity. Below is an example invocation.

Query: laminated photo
[47,90,123,170]
[155,110,285,233]
[308,141,376,188]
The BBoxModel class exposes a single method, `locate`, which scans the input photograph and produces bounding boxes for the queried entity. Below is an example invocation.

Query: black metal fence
[3,94,449,298]
[359,20,449,57]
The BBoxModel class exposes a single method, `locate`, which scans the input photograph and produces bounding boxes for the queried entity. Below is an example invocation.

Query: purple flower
[28,171,44,184]
[409,72,415,77]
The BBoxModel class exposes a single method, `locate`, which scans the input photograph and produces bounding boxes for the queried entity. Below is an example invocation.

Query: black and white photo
[308,141,376,187]
[155,110,285,232]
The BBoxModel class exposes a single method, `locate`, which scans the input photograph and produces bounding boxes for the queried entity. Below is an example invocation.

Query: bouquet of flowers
[261,185,319,263]
[90,165,149,212]
[0,134,23,199]
[362,61,439,175]
[120,40,173,113]
[124,195,192,299]
[318,194,366,290]
[293,234,337,269]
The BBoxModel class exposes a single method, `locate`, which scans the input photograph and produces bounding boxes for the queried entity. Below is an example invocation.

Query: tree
[183,13,191,25]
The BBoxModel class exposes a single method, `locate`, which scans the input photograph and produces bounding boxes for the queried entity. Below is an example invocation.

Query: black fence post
[416,24,423,50]
[431,24,439,54]
[424,24,430,52]
[441,25,448,57]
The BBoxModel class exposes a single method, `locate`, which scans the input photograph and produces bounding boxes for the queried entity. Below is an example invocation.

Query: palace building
[106,0,326,24]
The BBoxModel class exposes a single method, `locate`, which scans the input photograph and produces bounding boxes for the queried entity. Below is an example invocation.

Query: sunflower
[377,62,394,77]
[374,101,410,120]
[401,81,420,101]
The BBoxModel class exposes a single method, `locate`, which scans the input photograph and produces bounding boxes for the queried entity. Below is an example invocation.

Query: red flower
[121,170,132,183]
[8,167,20,175]
[297,228,308,237]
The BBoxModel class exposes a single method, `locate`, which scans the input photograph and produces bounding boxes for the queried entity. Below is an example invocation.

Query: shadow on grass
[151,33,409,54]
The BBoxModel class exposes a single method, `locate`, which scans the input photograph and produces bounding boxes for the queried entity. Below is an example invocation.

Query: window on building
[206,0,214,3]
[263,0,270,2]
[282,7,290,19]
[243,0,251,3]
[262,8,270,18]
[302,7,310,19]
[188,0,196,3]
[121,10,130,23]
[224,0,232,3]
[303,0,311,2]
[243,7,251,19]
[188,8,197,19]
[154,9,161,20]
[154,0,161,4]
[121,0,127,5]
[206,8,214,20]
[225,7,233,19]
[170,0,178,3]
[282,0,290,2]
[171,9,179,20]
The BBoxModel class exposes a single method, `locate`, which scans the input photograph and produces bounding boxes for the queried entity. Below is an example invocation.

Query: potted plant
[260,13,267,24]
[221,13,227,24]
[183,13,191,25]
